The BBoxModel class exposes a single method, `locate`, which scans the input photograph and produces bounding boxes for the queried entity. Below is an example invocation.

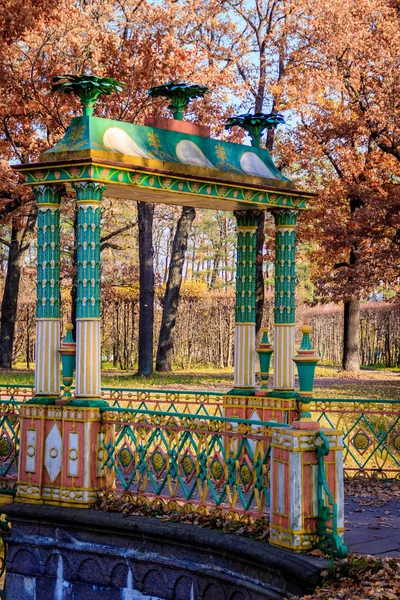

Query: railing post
[270,426,346,555]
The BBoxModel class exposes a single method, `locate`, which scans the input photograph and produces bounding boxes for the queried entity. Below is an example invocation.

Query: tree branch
[100,221,136,245]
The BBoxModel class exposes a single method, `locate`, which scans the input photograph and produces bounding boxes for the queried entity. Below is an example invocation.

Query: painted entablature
[15,116,315,212]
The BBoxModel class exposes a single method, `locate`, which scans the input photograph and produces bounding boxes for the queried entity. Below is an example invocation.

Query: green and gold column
[272,210,298,390]
[33,185,63,398]
[232,210,260,392]
[72,182,105,401]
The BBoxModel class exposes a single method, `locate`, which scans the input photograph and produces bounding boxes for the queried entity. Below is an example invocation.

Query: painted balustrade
[0,399,21,502]
[0,387,398,485]
[101,407,289,517]
[311,398,400,478]
[0,391,363,556]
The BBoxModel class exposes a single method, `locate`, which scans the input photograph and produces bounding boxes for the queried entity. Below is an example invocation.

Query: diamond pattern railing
[311,399,400,478]
[0,399,22,498]
[0,384,224,416]
[100,387,225,416]
[101,407,288,517]
[0,385,398,496]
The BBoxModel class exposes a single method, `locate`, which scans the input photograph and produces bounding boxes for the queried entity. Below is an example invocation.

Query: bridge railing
[0,384,225,415]
[0,386,398,505]
[311,398,400,478]
[0,399,21,498]
[100,386,225,416]
[100,406,289,517]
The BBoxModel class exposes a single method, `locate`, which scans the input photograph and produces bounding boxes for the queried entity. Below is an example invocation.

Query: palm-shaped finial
[225,112,285,147]
[148,82,210,120]
[52,74,125,116]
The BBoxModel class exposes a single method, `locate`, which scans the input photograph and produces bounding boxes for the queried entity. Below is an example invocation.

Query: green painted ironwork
[52,74,124,116]
[0,399,22,496]
[225,112,285,147]
[72,182,105,319]
[148,82,210,120]
[101,387,224,416]
[257,327,273,389]
[293,325,319,404]
[315,432,348,558]
[33,185,63,319]
[102,406,289,516]
[234,211,260,323]
[59,324,76,398]
[273,210,298,324]
[0,386,398,481]
[311,398,400,478]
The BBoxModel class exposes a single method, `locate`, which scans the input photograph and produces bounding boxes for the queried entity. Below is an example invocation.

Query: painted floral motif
[215,143,241,172]
[147,131,175,161]
[52,124,87,152]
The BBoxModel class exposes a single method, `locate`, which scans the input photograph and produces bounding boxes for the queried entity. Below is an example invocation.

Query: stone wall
[3,503,326,600]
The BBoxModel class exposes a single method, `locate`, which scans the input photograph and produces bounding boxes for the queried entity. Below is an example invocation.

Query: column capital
[72,181,106,202]
[32,184,64,205]
[233,210,262,229]
[272,209,298,227]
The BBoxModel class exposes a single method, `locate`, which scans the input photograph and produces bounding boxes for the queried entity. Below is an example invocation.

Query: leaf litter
[288,554,400,600]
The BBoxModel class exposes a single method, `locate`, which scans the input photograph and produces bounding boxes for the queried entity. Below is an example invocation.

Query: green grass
[313,381,400,400]
[1,363,399,399]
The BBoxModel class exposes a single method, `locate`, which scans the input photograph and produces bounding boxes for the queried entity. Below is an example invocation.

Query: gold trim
[15,497,44,505]
[75,317,102,321]
[32,149,312,196]
[76,199,102,205]
[0,496,14,506]
[237,226,257,232]
[18,157,314,201]
[36,318,61,321]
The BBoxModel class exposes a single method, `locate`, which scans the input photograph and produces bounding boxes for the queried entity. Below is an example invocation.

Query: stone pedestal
[269,427,344,553]
[16,404,105,507]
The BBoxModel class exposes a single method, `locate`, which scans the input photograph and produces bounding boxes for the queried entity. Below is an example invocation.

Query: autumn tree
[278,0,400,370]
[219,0,308,336]
[0,0,240,369]
[156,206,195,372]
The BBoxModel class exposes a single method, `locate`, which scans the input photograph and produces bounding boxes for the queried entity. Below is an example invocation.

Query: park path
[344,479,400,557]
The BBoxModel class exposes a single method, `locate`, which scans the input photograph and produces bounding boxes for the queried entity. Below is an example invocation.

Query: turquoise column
[72,182,105,401]
[32,184,63,398]
[232,210,260,392]
[272,210,298,390]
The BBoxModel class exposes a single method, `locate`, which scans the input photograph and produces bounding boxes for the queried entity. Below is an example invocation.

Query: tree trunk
[342,298,360,372]
[256,212,265,337]
[0,215,36,369]
[342,196,363,372]
[156,206,195,372]
[26,306,30,369]
[138,201,155,376]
